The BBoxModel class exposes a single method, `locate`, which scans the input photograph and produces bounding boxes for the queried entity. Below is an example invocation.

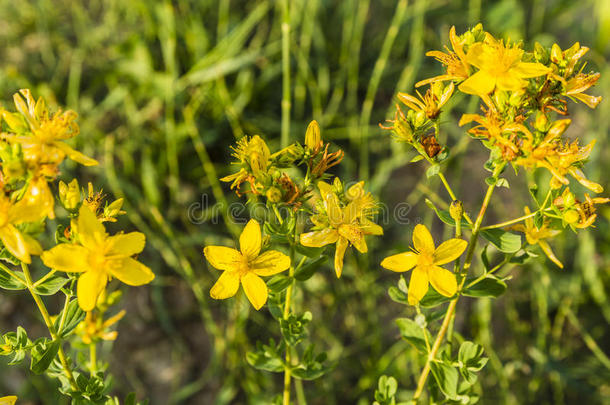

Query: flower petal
[433,238,467,265]
[513,62,550,78]
[251,250,291,276]
[41,244,89,272]
[334,236,348,278]
[77,205,107,249]
[203,246,242,271]
[381,251,418,272]
[108,257,155,286]
[408,267,429,305]
[241,272,268,310]
[496,71,527,92]
[338,224,367,253]
[240,219,262,259]
[107,232,146,257]
[210,271,240,300]
[54,141,98,166]
[412,224,435,254]
[360,218,383,235]
[538,240,563,269]
[458,70,496,95]
[326,194,344,227]
[77,271,107,311]
[0,225,30,263]
[429,265,457,298]
[300,229,339,247]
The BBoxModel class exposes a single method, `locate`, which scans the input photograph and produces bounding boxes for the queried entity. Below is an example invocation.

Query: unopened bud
[449,200,464,221]
[547,119,571,139]
[305,120,321,150]
[550,44,562,64]
[265,187,282,203]
[535,113,549,132]
[59,179,80,210]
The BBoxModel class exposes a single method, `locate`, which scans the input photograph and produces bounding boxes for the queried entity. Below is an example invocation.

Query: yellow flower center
[87,251,108,272]
[236,254,251,276]
[417,251,435,267]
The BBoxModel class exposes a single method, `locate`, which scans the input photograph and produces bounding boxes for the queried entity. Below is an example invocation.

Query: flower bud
[563,209,579,224]
[550,43,563,64]
[305,120,321,150]
[265,187,282,203]
[59,179,80,210]
[547,119,571,139]
[534,113,549,132]
[449,200,464,222]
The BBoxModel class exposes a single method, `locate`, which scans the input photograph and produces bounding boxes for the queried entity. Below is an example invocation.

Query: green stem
[32,269,56,288]
[89,342,97,375]
[20,263,78,390]
[411,163,505,402]
[282,242,296,405]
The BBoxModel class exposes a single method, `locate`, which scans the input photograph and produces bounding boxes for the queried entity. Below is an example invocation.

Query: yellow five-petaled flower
[204,219,290,310]
[381,224,467,305]
[41,205,155,311]
[0,396,17,405]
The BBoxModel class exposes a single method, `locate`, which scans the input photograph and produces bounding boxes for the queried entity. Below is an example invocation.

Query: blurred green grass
[0,0,609,403]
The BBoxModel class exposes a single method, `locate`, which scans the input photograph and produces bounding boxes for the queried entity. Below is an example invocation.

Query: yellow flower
[76,310,126,345]
[204,219,290,310]
[417,26,471,86]
[41,205,154,311]
[300,181,383,278]
[0,396,17,405]
[398,82,455,120]
[2,89,97,167]
[381,224,466,305]
[459,36,549,95]
[0,194,44,263]
[509,207,563,268]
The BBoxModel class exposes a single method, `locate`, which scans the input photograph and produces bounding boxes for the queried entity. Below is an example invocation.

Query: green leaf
[30,339,60,374]
[480,229,521,253]
[33,274,69,295]
[295,244,325,258]
[426,199,472,229]
[395,318,431,353]
[291,344,329,380]
[388,286,408,305]
[426,164,440,178]
[410,155,425,163]
[0,266,26,290]
[294,256,328,281]
[429,361,458,400]
[280,312,312,346]
[267,275,293,292]
[420,287,452,308]
[0,248,20,265]
[462,276,507,298]
[246,339,284,373]
[54,299,85,338]
[480,245,491,271]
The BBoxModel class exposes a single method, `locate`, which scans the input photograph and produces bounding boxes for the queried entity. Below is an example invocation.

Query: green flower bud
[449,200,464,222]
[59,179,81,211]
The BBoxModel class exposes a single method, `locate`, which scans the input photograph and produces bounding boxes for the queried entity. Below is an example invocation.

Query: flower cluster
[383,25,606,272]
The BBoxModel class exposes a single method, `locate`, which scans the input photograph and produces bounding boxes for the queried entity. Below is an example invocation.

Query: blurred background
[0,0,609,403]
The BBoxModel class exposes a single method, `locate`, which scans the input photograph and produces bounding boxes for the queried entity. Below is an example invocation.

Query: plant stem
[411,163,505,402]
[280,0,291,148]
[20,263,78,390]
[90,342,97,375]
[282,215,298,405]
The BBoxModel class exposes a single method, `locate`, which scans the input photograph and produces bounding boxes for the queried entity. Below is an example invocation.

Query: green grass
[0,0,609,403]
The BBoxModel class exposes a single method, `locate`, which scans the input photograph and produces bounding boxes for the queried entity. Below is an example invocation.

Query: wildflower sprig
[0,90,151,404]
[205,121,382,403]
[380,24,606,403]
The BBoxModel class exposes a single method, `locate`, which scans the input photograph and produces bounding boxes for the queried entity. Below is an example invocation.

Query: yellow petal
[240,219,262,259]
[300,229,339,247]
[108,258,155,286]
[360,218,383,235]
[0,396,17,405]
[203,246,242,271]
[77,205,106,249]
[107,232,146,256]
[496,71,527,92]
[0,224,30,263]
[334,236,348,278]
[433,238,468,265]
[210,271,240,300]
[572,93,602,109]
[338,224,367,253]
[538,240,563,269]
[23,234,42,256]
[408,267,429,305]
[54,141,98,166]
[429,265,457,297]
[458,70,496,95]
[41,244,89,272]
[381,252,418,272]
[241,272,268,310]
[251,250,291,276]
[317,181,333,199]
[412,224,435,254]
[77,271,107,311]
[326,194,344,227]
[513,62,550,78]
